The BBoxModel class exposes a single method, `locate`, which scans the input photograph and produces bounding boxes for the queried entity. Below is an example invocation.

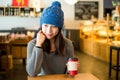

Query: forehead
[42,23,56,27]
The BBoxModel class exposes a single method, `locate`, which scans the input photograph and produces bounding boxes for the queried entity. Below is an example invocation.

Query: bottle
[67,57,78,77]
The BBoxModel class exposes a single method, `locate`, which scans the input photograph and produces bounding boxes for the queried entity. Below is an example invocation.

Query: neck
[50,39,56,52]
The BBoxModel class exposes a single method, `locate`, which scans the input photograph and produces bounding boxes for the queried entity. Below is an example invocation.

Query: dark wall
[62,29,80,50]
[104,0,115,8]
[104,0,116,17]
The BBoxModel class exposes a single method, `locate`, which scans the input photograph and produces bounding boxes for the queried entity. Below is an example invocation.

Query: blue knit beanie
[40,1,64,29]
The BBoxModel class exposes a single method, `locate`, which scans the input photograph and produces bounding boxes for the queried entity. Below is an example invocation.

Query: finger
[37,30,44,36]
[40,30,46,37]
[38,30,42,33]
[66,63,68,66]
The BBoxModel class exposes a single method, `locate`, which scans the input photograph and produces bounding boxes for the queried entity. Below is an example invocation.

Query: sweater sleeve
[64,38,74,74]
[66,38,74,58]
[26,39,43,77]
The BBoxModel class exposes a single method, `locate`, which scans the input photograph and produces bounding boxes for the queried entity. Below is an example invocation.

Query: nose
[47,25,52,33]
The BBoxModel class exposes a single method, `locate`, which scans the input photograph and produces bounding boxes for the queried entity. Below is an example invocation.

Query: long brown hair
[34,26,65,56]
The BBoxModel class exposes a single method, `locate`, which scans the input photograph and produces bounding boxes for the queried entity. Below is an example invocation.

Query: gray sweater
[26,38,74,77]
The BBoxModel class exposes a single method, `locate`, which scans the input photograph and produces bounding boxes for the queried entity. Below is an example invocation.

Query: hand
[77,61,80,71]
[36,30,46,47]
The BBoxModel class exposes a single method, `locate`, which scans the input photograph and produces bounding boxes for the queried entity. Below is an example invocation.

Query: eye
[43,24,48,27]
[51,25,56,28]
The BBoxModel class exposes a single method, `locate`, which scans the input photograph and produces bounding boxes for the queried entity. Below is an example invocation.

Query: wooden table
[28,73,99,80]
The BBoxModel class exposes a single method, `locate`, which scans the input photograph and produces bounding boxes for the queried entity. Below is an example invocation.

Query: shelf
[5,7,19,16]
[0,7,4,16]
[80,20,115,43]
[0,6,43,17]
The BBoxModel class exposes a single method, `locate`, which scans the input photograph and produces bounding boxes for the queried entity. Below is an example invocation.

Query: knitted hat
[40,1,64,29]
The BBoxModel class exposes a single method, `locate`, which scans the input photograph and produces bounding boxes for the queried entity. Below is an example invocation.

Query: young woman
[26,1,74,77]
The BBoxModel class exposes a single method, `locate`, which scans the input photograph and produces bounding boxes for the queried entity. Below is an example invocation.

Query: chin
[46,36,54,40]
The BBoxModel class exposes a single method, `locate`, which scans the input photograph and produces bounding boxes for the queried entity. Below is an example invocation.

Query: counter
[80,38,118,65]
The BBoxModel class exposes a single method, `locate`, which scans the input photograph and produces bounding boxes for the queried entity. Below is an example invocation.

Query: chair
[109,45,120,80]
[0,50,9,76]
[0,41,13,76]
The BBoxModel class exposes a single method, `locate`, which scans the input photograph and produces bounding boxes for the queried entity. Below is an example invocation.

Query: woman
[26,1,74,77]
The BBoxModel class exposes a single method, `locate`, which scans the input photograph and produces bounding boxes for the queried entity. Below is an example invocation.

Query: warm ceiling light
[64,0,78,5]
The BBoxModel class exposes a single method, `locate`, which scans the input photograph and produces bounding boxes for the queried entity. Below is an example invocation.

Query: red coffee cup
[67,57,78,76]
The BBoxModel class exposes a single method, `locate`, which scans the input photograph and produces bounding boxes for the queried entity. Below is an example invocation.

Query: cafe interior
[0,0,120,80]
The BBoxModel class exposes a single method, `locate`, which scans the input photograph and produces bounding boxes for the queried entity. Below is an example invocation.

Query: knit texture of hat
[40,1,64,29]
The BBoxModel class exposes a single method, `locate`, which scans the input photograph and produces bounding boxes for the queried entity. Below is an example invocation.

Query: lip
[46,33,52,36]
[46,33,53,37]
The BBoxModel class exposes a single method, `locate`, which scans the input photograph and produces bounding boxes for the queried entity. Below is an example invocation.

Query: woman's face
[42,24,59,39]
